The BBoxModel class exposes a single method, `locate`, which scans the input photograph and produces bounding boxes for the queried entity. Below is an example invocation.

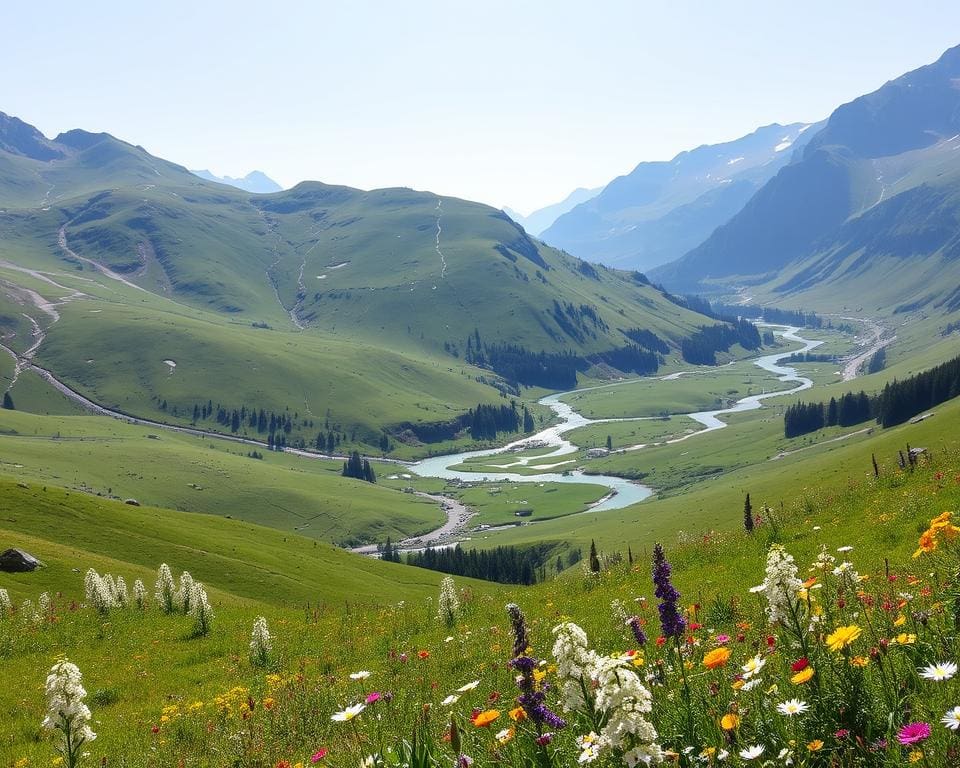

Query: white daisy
[331,703,366,721]
[741,655,766,678]
[441,694,460,706]
[941,706,960,730]
[739,745,764,760]
[920,661,958,681]
[457,680,480,692]
[837,545,854,552]
[349,670,371,680]
[777,698,809,716]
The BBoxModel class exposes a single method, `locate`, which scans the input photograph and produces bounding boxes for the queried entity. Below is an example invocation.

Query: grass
[0,133,719,461]
[564,416,701,450]
[0,410,444,547]
[559,358,797,420]
[2,435,959,766]
[451,481,607,528]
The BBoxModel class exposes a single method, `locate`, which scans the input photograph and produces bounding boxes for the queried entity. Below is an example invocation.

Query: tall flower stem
[673,635,695,743]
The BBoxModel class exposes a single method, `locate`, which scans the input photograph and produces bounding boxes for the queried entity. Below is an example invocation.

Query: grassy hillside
[0,115,726,459]
[0,409,446,547]
[2,432,959,766]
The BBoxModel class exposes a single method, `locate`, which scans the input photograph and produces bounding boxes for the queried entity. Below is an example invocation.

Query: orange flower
[508,707,526,722]
[417,650,430,660]
[471,709,501,727]
[720,713,740,731]
[702,647,731,670]
[913,530,938,558]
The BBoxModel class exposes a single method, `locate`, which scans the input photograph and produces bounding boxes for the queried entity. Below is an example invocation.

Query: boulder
[124,498,141,506]
[0,548,42,572]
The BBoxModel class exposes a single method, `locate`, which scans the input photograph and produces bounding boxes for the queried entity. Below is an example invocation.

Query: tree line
[342,450,376,483]
[784,352,960,437]
[712,304,824,329]
[681,320,761,365]
[877,352,960,427]
[784,391,873,438]
[402,543,554,585]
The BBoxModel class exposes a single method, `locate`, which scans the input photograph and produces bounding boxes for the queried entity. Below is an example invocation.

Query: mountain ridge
[652,42,960,302]
[540,121,822,271]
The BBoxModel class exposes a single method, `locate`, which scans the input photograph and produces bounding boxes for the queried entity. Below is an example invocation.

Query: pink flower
[897,722,931,745]
[715,634,731,645]
[366,692,381,704]
[311,748,328,762]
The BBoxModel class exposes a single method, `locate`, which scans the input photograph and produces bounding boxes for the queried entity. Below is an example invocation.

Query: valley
[6,26,960,768]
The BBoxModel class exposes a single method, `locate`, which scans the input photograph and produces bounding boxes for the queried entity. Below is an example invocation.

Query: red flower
[791,657,809,672]
[418,650,430,659]
[311,748,327,763]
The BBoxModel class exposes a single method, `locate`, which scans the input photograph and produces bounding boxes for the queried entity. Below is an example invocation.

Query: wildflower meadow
[3,456,960,767]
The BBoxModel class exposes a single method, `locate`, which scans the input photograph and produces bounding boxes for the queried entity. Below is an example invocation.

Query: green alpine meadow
[4,6,960,768]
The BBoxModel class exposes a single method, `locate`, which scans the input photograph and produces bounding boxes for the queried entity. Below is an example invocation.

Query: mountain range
[651,43,960,315]
[538,122,822,271]
[504,186,601,236]
[0,110,717,453]
[190,168,283,193]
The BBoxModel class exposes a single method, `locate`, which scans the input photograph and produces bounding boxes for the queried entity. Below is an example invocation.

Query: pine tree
[606,435,613,451]
[743,493,754,533]
[589,540,600,573]
[1,392,13,410]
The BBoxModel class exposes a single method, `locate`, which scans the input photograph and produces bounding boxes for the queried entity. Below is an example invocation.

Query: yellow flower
[825,624,862,652]
[893,632,917,646]
[15,760,29,768]
[894,614,906,627]
[850,656,870,667]
[807,740,824,752]
[791,667,815,684]
[720,713,740,731]
[703,647,731,670]
[508,706,526,722]
[909,750,924,763]
[731,679,745,691]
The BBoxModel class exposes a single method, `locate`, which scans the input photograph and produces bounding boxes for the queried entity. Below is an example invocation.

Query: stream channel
[411,326,822,512]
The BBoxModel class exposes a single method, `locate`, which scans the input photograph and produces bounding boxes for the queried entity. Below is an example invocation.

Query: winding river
[411,326,822,511]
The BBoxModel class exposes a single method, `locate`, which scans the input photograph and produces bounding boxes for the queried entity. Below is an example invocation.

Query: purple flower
[628,616,647,646]
[505,603,566,734]
[506,603,529,657]
[653,543,685,638]
[897,722,931,745]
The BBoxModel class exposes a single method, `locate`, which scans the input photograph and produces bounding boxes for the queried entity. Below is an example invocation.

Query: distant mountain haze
[504,187,602,236]
[652,41,960,312]
[190,169,283,193]
[540,122,822,271]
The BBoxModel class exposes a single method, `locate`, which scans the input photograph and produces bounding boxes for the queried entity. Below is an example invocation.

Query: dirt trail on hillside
[57,226,147,293]
[0,263,87,391]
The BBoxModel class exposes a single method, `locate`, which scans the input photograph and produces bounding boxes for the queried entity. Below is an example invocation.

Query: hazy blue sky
[3,2,960,212]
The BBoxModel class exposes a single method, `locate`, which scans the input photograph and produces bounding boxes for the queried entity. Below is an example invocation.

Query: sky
[3,1,960,214]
